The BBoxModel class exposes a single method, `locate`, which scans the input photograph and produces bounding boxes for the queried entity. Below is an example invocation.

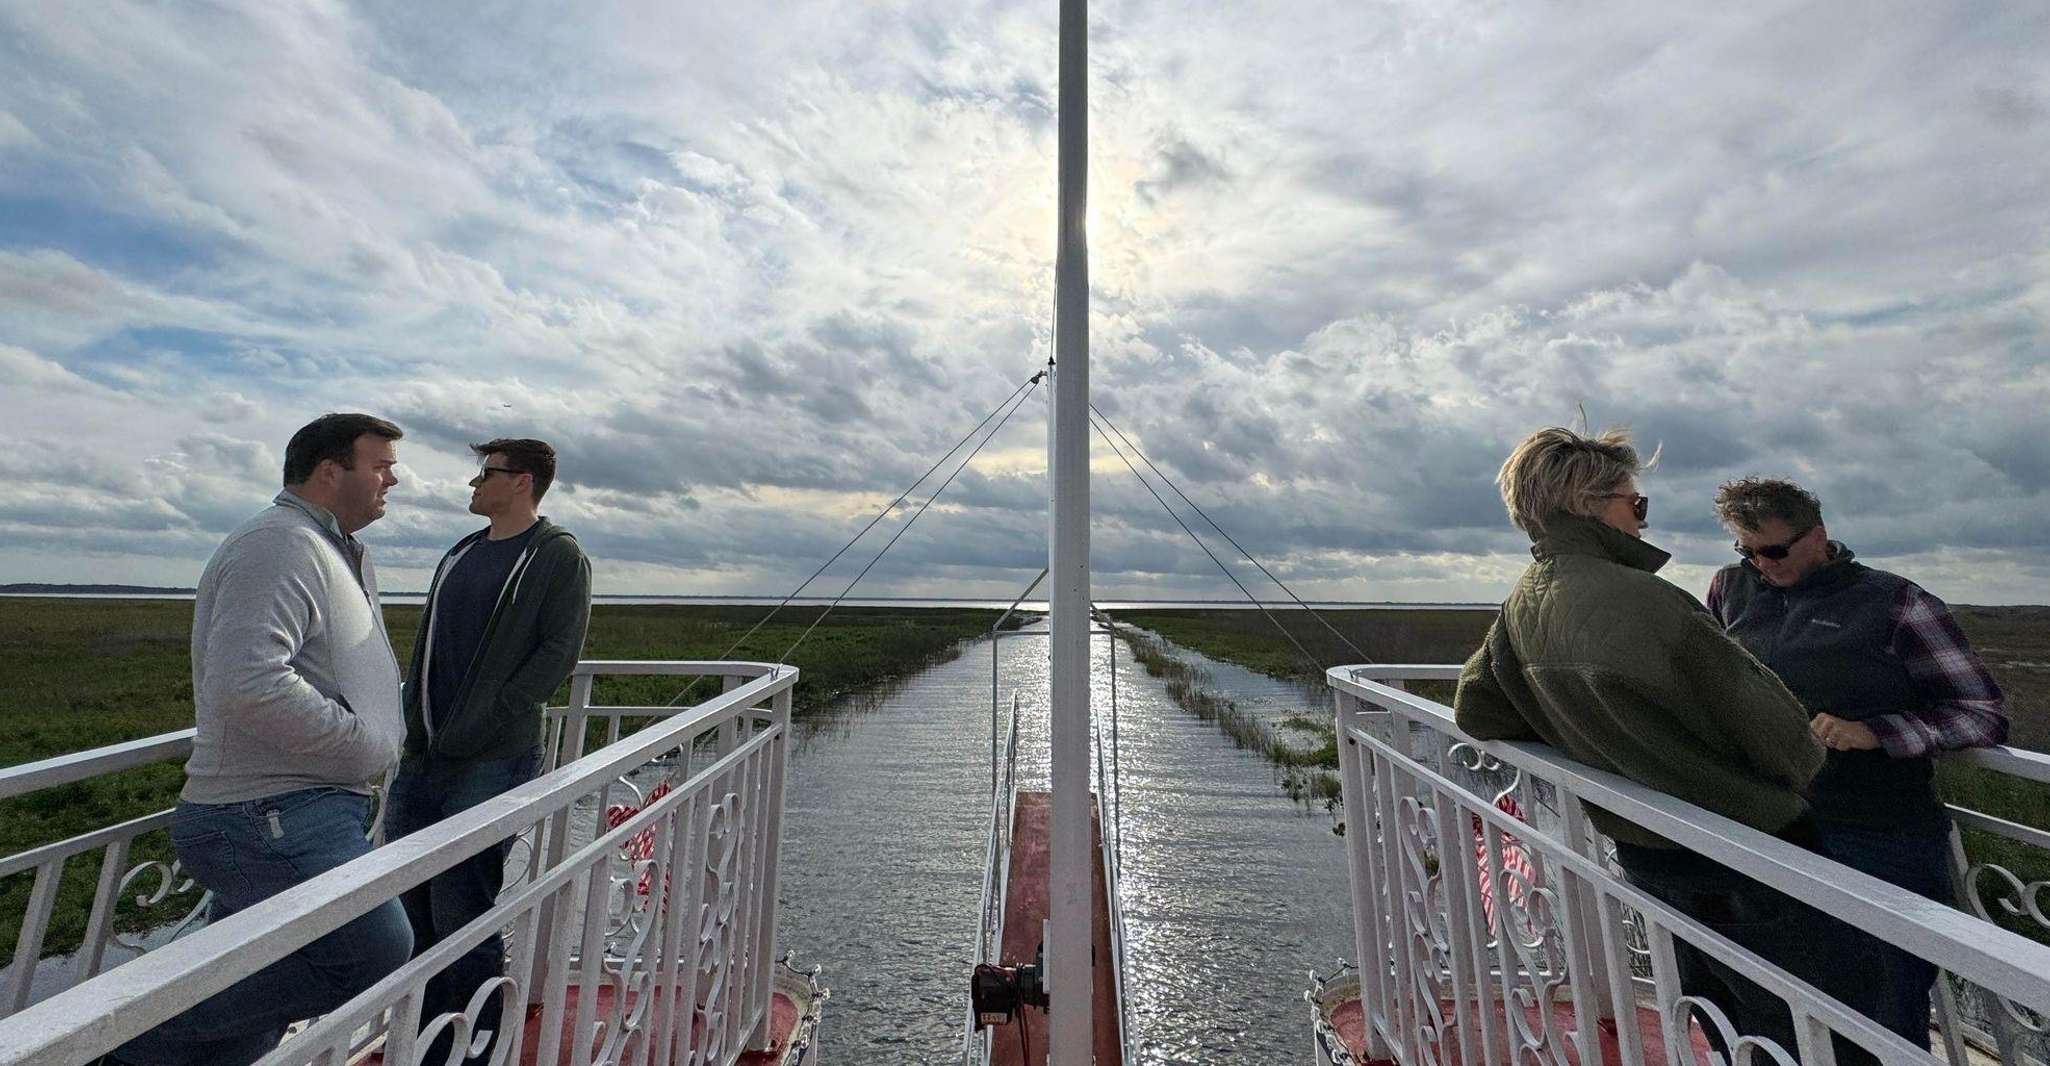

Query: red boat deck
[1330,996,1713,1066]
[988,790,1122,1066]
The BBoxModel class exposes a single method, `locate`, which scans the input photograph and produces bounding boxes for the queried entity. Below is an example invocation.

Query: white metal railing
[965,692,1025,1063]
[0,729,202,1015]
[0,659,798,1066]
[1325,664,2050,1066]
[1093,711,1134,1063]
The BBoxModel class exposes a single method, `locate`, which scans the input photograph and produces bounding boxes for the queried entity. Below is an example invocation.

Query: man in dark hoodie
[384,437,591,1062]
[1709,477,2007,1049]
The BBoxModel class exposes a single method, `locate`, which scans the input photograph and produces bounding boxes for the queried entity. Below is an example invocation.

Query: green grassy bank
[1111,608,1491,816]
[0,598,1001,959]
[1120,632,1342,807]
[1114,607,1494,694]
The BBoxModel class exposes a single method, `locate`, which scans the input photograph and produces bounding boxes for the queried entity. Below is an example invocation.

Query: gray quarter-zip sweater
[182,490,406,803]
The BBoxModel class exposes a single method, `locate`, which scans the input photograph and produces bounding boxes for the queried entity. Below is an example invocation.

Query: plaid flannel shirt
[1708,572,2009,759]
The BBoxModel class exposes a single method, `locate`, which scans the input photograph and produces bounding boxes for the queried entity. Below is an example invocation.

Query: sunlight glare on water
[775,621,1355,1063]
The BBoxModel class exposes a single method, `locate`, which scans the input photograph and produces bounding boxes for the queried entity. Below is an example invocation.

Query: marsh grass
[1114,607,1496,682]
[0,598,1001,959]
[1122,632,1343,806]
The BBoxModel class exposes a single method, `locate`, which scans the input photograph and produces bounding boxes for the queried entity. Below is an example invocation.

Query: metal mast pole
[1048,0,1092,1059]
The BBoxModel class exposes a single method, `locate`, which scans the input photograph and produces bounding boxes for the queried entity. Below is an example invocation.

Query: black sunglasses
[1600,492,1650,522]
[474,465,522,480]
[1735,527,1813,561]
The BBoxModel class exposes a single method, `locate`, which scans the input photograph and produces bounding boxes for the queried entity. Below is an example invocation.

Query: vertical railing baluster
[732,740,764,1047]
[1374,751,1419,1063]
[1595,891,1647,1066]
[1458,805,1503,1066]
[545,709,566,774]
[1931,971,1970,1066]
[619,800,678,1066]
[1482,820,1524,1065]
[716,676,743,758]
[1941,824,1998,1066]
[647,794,698,1066]
[669,776,716,1066]
[564,672,596,765]
[1337,690,1396,1063]
[1546,832,1607,1066]
[723,749,764,1059]
[534,878,583,1066]
[529,802,578,1016]
[1793,1005,1842,1066]
[570,860,610,1066]
[747,689,792,1051]
[1431,779,1484,1066]
[1645,914,1693,1066]
[500,898,548,1066]
[3,857,67,1015]
[382,987,424,1066]
[1559,799,1619,1030]
[79,838,130,980]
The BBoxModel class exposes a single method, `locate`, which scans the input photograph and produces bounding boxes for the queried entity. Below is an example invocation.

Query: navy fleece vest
[1713,549,1944,836]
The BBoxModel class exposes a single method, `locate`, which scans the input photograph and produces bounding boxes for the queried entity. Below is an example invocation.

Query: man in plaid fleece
[1708,476,2009,1050]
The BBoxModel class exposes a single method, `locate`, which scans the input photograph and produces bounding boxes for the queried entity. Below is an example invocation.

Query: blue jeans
[382,750,541,1062]
[114,788,413,1066]
[1816,823,1953,1049]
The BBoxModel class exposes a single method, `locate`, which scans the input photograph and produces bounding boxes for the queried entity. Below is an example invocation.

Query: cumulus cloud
[0,1,2044,603]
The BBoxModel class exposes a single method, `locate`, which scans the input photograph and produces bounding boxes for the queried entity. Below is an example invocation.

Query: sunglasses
[1735,527,1813,561]
[1600,492,1650,522]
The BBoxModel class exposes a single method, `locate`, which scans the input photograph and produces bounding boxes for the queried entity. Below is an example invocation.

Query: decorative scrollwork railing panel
[0,660,798,1066]
[1330,664,2050,1066]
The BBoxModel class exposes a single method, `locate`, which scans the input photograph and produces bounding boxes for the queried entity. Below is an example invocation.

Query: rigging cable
[1088,413,1328,679]
[664,370,1044,708]
[1090,405,1377,666]
[771,375,1044,666]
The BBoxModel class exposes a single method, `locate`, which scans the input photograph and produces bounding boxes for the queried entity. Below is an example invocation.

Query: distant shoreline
[0,584,1501,611]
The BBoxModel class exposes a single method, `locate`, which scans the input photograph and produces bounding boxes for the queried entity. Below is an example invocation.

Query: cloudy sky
[2,2,2046,604]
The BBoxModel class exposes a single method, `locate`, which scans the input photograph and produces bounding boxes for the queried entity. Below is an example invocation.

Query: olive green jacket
[1453,515,1823,848]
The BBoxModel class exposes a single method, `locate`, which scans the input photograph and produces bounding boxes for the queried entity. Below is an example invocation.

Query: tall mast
[1047,0,1092,1059]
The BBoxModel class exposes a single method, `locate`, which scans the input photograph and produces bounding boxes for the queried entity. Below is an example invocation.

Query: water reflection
[777,621,1355,1063]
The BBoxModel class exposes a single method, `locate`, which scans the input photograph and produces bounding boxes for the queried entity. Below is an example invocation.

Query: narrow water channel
[776,623,1356,1063]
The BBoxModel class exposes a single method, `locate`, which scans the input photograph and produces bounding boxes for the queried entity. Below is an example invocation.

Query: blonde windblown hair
[1496,426,1653,536]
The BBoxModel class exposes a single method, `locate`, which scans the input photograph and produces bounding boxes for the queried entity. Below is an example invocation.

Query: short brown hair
[1714,477,1822,534]
[472,437,557,501]
[283,413,403,486]
[1496,426,1651,536]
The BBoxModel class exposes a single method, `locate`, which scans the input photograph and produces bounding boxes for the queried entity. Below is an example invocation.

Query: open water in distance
[775,622,1355,1064]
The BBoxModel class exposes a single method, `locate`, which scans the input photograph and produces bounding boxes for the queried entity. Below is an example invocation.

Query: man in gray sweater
[107,413,414,1066]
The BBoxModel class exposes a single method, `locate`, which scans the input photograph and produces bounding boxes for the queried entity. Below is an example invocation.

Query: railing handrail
[1335,664,1464,682]
[1339,665,2050,793]
[1327,664,2050,1019]
[1944,742,2050,785]
[0,729,196,802]
[0,664,797,1066]
[570,659,784,677]
[0,662,785,805]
